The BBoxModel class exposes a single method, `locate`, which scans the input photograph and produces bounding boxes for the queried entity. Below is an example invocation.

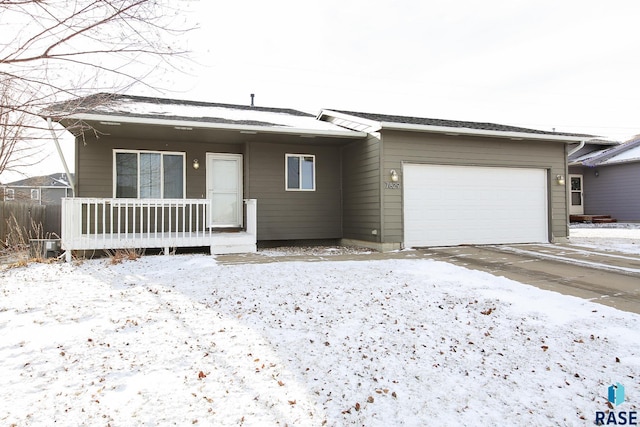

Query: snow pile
[1,256,638,426]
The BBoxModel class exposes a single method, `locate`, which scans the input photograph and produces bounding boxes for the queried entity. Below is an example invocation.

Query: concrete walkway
[216,244,640,315]
[214,249,422,265]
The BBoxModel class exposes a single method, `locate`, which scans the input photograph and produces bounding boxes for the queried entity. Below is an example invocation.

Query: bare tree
[0,0,195,177]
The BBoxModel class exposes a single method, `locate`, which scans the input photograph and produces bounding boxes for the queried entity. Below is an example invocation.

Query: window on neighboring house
[31,189,40,200]
[114,150,185,198]
[285,154,315,191]
[5,189,14,201]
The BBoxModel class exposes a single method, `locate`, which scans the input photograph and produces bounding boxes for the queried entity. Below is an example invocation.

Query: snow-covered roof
[569,148,610,164]
[45,94,365,139]
[599,143,640,165]
[572,136,640,167]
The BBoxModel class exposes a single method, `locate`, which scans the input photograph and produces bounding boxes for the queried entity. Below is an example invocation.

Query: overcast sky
[4,0,640,182]
[157,0,640,140]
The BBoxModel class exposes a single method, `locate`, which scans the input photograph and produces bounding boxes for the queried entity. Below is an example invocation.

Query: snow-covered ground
[569,222,640,254]
[1,226,639,426]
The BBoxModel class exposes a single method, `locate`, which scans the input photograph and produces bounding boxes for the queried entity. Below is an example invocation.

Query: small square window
[31,189,40,200]
[5,189,14,201]
[286,154,315,191]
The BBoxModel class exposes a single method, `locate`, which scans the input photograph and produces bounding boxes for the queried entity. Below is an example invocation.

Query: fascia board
[56,113,367,139]
[378,121,589,143]
[601,158,640,166]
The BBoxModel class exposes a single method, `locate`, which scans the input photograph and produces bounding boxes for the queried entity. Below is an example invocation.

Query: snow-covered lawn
[569,222,640,254]
[1,247,638,426]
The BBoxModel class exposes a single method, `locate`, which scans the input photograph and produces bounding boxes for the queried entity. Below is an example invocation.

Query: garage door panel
[403,164,548,247]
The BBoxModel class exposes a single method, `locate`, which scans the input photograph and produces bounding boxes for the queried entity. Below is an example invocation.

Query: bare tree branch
[0,0,196,177]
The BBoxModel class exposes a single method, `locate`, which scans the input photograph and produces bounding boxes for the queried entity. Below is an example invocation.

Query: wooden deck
[570,214,617,223]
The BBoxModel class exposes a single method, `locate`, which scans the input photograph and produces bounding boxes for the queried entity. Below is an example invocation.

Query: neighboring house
[42,93,590,258]
[569,136,640,221]
[1,173,74,238]
[1,173,74,205]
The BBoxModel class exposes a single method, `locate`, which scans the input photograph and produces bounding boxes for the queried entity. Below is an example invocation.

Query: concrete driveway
[418,244,640,314]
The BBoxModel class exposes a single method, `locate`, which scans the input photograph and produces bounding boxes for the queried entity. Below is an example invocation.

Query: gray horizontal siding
[582,163,640,221]
[381,131,569,243]
[76,135,242,199]
[341,134,381,242]
[246,142,342,240]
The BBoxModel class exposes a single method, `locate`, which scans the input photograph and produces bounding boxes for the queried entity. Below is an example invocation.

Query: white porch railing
[61,198,257,261]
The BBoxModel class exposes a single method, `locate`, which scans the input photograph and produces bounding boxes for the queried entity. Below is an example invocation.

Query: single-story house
[43,93,592,259]
[1,173,74,205]
[568,136,640,222]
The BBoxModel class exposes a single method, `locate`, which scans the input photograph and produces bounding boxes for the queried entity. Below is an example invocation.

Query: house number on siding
[385,182,401,189]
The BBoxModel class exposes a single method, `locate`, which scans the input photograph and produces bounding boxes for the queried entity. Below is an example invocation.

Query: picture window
[114,150,185,198]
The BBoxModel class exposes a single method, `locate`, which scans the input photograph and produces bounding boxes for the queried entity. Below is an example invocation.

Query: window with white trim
[31,189,40,200]
[114,150,185,198]
[5,188,14,200]
[285,154,315,191]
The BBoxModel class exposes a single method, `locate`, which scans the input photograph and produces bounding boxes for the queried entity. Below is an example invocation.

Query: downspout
[567,139,586,157]
[46,117,75,196]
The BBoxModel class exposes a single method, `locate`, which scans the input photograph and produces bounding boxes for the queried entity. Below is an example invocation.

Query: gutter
[59,113,367,139]
[378,122,589,143]
[46,118,76,196]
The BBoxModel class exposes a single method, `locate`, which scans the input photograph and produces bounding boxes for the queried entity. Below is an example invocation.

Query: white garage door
[403,164,548,247]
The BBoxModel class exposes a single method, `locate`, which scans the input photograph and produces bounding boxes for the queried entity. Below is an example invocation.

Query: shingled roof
[5,173,74,187]
[329,109,592,138]
[44,93,351,133]
[573,135,640,166]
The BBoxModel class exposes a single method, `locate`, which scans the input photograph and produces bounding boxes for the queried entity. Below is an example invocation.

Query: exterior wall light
[556,174,565,185]
[390,169,399,182]
[193,159,200,170]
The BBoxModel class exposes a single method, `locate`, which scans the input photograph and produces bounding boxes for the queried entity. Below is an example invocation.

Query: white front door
[206,153,243,227]
[569,174,584,215]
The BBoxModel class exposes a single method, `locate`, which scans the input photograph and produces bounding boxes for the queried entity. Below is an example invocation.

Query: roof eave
[317,110,382,133]
[378,122,589,142]
[51,113,367,139]
[589,138,640,164]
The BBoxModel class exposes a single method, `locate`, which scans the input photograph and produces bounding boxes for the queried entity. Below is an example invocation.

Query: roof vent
[250,93,255,107]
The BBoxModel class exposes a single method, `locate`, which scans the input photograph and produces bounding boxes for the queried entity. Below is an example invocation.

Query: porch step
[570,214,618,223]
[593,217,618,224]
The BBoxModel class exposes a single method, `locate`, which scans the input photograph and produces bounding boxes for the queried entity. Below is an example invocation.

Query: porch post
[245,199,257,237]
[61,198,79,262]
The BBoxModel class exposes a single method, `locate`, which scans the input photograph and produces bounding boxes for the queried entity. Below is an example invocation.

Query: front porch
[61,198,257,261]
